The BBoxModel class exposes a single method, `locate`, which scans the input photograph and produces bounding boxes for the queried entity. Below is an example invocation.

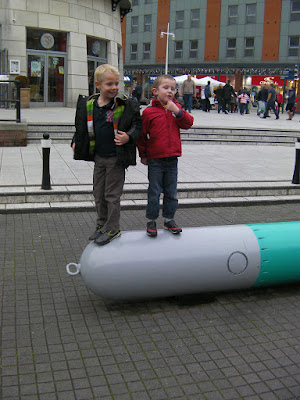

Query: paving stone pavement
[1,204,300,400]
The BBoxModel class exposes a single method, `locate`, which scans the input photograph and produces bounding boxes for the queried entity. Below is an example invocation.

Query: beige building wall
[0,0,123,107]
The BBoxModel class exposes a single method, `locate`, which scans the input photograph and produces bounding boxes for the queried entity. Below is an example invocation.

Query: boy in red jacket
[137,75,194,237]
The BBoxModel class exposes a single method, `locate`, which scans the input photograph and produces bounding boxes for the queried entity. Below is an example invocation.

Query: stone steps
[2,180,300,213]
[26,124,300,146]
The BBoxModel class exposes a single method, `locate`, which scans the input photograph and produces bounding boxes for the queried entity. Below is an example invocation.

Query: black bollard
[41,133,51,190]
[292,138,300,184]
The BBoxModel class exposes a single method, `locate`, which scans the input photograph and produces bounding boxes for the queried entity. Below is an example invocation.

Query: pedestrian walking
[204,81,212,112]
[238,90,250,115]
[222,80,235,113]
[181,74,196,113]
[286,87,296,120]
[263,83,279,120]
[215,84,223,113]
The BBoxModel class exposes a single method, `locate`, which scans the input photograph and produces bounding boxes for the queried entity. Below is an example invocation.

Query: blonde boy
[72,64,142,245]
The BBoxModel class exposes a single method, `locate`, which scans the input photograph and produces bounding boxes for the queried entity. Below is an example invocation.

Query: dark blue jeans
[146,157,178,220]
[183,94,192,112]
[264,101,278,118]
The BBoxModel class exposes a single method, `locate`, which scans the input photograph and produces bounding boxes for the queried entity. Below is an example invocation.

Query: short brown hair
[153,74,176,89]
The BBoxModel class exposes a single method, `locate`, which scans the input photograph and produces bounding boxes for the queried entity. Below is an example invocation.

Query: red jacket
[137,99,194,159]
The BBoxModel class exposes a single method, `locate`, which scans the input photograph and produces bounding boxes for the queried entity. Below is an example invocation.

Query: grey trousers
[93,154,125,231]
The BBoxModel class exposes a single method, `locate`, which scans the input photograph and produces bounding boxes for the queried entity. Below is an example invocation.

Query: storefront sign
[252,76,284,86]
[124,75,132,83]
[149,75,159,83]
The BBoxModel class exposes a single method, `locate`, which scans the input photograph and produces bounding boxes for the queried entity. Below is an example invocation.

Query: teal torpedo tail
[249,221,300,287]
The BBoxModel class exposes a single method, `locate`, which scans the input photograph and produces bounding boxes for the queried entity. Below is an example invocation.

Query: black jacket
[72,93,142,168]
[222,83,235,100]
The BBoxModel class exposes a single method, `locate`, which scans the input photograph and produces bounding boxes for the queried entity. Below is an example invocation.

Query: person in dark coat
[72,64,142,245]
[222,80,235,113]
[215,84,224,113]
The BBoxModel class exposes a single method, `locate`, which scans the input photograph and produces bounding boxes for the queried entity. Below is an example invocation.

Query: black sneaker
[147,220,157,237]
[89,224,103,240]
[164,220,182,234]
[95,230,121,246]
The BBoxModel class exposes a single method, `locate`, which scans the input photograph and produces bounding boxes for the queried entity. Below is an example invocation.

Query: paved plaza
[1,205,300,400]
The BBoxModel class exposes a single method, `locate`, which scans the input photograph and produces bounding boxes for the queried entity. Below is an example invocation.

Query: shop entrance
[27,52,66,107]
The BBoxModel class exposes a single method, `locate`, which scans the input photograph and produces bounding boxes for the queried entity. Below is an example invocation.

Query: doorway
[28,52,66,107]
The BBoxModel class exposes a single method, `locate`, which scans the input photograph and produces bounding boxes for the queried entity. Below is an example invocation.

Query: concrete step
[26,124,300,145]
[1,181,300,213]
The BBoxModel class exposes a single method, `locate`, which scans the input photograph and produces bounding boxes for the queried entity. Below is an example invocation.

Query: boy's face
[95,72,119,102]
[152,78,176,105]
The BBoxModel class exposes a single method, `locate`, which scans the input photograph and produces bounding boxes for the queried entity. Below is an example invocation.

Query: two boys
[73,68,193,245]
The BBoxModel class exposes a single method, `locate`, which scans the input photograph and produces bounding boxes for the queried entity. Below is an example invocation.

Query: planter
[20,88,30,108]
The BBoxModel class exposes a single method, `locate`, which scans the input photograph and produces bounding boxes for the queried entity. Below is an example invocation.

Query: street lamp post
[160,22,175,75]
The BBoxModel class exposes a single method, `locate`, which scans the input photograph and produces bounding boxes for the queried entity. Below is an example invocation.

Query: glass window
[144,14,152,31]
[291,0,300,20]
[145,0,152,3]
[131,43,137,60]
[131,16,138,33]
[176,11,184,29]
[132,0,138,5]
[143,43,151,59]
[244,37,254,57]
[228,5,238,25]
[226,38,236,57]
[175,41,183,59]
[87,37,107,59]
[189,40,198,58]
[26,28,67,52]
[191,9,200,28]
[246,3,256,24]
[288,36,299,56]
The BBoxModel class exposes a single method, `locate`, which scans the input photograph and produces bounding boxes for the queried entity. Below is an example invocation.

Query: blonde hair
[94,64,119,83]
[153,74,176,89]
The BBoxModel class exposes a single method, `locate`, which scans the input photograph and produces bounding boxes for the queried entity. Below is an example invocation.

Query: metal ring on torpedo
[66,262,81,276]
[227,251,248,275]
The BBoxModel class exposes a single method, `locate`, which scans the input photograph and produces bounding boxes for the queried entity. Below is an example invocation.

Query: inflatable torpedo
[66,222,300,301]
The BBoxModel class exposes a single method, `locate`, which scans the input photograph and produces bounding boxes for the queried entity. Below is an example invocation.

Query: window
[246,3,256,24]
[131,16,138,33]
[190,40,198,58]
[175,41,183,59]
[244,37,254,57]
[132,0,138,5]
[291,0,300,20]
[226,38,236,57]
[176,11,184,29]
[143,42,151,59]
[145,0,152,3]
[144,14,152,32]
[130,43,137,60]
[191,9,200,28]
[228,5,238,24]
[288,36,299,56]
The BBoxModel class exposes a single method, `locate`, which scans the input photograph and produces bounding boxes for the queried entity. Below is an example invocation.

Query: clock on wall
[40,33,55,49]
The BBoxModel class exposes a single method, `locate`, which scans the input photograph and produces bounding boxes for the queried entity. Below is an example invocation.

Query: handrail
[0,80,21,123]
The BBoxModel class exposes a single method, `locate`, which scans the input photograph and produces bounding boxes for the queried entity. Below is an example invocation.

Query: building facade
[0,0,131,107]
[122,0,300,100]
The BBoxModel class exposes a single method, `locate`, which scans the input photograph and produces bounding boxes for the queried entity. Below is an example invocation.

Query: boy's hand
[115,130,129,146]
[166,100,180,115]
[141,157,147,165]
